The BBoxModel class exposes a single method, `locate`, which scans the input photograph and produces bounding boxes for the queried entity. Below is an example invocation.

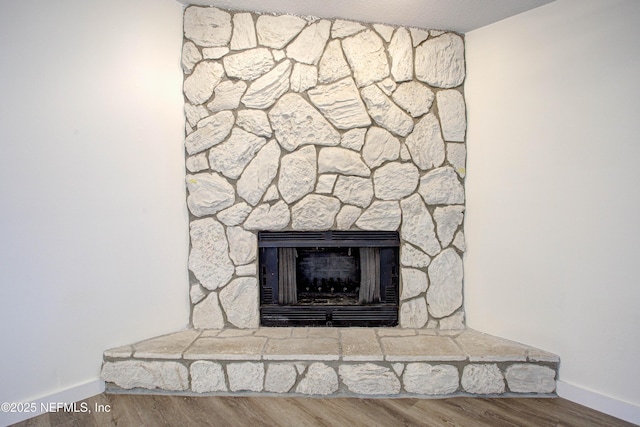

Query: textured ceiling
[175,0,554,33]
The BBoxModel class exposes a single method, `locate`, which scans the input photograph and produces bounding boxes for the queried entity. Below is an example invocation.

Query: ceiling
[175,0,555,33]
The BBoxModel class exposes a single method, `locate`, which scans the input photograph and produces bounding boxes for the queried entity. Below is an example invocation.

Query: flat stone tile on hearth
[104,344,133,359]
[217,329,256,337]
[263,338,340,360]
[455,329,529,362]
[380,334,466,362]
[254,328,292,338]
[200,329,222,337]
[527,347,561,363]
[376,328,417,337]
[184,336,267,360]
[133,330,201,359]
[340,328,383,361]
[308,328,340,339]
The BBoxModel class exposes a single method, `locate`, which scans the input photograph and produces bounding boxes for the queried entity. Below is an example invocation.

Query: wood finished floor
[14,393,635,427]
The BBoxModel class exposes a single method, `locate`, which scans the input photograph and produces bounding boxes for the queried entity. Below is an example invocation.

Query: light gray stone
[462,364,505,395]
[401,244,431,268]
[227,362,264,392]
[318,147,370,177]
[202,46,229,59]
[400,194,441,256]
[392,363,405,377]
[189,218,234,291]
[392,81,435,118]
[415,33,465,88]
[437,90,466,142]
[341,128,366,151]
[190,283,206,304]
[419,166,465,205]
[190,361,227,392]
[452,231,466,252]
[377,78,397,96]
[291,195,341,231]
[244,201,291,230]
[373,162,419,200]
[237,110,272,138]
[273,49,286,61]
[331,20,366,38]
[316,174,337,194]
[236,263,256,276]
[308,78,371,130]
[342,30,389,87]
[336,205,362,230]
[278,146,317,204]
[287,20,331,65]
[217,202,252,226]
[265,364,297,393]
[186,153,209,173]
[219,277,260,328]
[207,80,247,112]
[401,268,428,301]
[400,144,411,161]
[296,363,338,395]
[410,28,429,47]
[399,297,428,328]
[241,60,292,109]
[405,113,445,170]
[182,41,202,74]
[333,176,373,208]
[505,364,556,393]
[263,185,279,202]
[183,61,225,105]
[186,173,236,217]
[256,15,306,49]
[339,364,401,395]
[434,206,464,247]
[356,201,401,231]
[230,13,257,50]
[427,248,463,318]
[102,361,188,391]
[363,127,400,168]
[192,292,225,329]
[447,143,466,178]
[373,24,394,42]
[226,227,257,266]
[389,28,413,82]
[439,311,465,330]
[290,63,318,92]
[186,111,234,155]
[237,140,281,206]
[361,85,414,137]
[431,30,446,37]
[184,6,232,48]
[319,40,351,84]
[403,363,459,395]
[269,93,341,152]
[223,48,274,81]
[185,103,209,127]
[209,127,267,179]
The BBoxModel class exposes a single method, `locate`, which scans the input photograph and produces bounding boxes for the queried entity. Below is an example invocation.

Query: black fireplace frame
[258,231,399,327]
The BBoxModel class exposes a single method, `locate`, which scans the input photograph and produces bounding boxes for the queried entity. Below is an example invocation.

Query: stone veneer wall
[182,6,467,330]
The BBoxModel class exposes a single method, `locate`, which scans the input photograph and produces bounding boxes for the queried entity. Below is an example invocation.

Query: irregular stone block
[223,48,274,81]
[373,24,394,42]
[399,297,428,328]
[227,362,264,392]
[400,194,441,256]
[182,41,202,74]
[356,201,401,231]
[405,113,445,170]
[236,110,272,138]
[190,283,205,305]
[185,103,209,128]
[219,277,260,328]
[392,81,435,118]
[244,201,291,230]
[319,39,351,84]
[207,80,247,112]
[256,15,306,49]
[192,292,225,329]
[209,127,267,180]
[410,28,429,47]
[373,162,419,200]
[447,143,466,178]
[190,361,227,392]
[290,63,318,93]
[362,127,400,169]
[401,244,431,268]
[419,166,465,205]
[316,174,337,194]
[341,128,366,151]
[269,93,341,152]
[185,111,234,155]
[415,33,465,88]
[342,30,389,87]
[226,227,257,265]
[236,263,256,276]
[286,20,331,65]
[427,248,463,318]
[437,90,466,142]
[462,364,505,395]
[263,185,279,202]
[318,147,370,177]
[291,195,341,231]
[505,364,556,393]
[241,60,292,109]
[102,361,188,391]
[377,78,397,95]
[202,47,229,59]
[183,61,225,105]
[336,205,362,230]
[388,28,413,82]
[308,78,371,130]
[189,218,234,291]
[401,268,428,301]
[403,363,459,395]
[278,146,317,204]
[186,173,235,217]
[237,140,280,206]
[452,231,466,252]
[331,20,366,39]
[265,363,297,393]
[361,85,414,137]
[296,363,338,395]
[439,311,465,330]
[339,363,401,395]
[333,176,374,208]
[217,202,252,226]
[434,206,464,248]
[186,153,209,173]
[230,13,257,50]
[184,7,231,48]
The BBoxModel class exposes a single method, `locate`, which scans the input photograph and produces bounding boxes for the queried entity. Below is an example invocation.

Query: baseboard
[557,380,640,425]
[0,379,105,427]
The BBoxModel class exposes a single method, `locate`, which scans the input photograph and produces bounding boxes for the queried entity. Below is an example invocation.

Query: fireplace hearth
[259,231,399,327]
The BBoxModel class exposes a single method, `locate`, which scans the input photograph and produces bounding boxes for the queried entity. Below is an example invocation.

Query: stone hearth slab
[102,327,559,398]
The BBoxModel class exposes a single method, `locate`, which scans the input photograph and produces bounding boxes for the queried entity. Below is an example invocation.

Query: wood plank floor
[14,394,636,427]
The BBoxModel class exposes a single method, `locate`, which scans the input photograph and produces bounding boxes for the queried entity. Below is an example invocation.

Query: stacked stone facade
[182,6,467,330]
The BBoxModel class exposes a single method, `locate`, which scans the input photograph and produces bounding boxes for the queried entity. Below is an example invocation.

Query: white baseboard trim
[0,379,105,427]
[557,380,640,425]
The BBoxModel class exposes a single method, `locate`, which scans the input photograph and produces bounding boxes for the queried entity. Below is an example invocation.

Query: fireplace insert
[258,231,399,327]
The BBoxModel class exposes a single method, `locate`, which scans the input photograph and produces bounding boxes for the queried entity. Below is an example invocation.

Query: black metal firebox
[258,231,399,327]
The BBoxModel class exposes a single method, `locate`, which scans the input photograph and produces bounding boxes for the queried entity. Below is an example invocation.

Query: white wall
[465,0,640,423]
[0,0,188,424]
